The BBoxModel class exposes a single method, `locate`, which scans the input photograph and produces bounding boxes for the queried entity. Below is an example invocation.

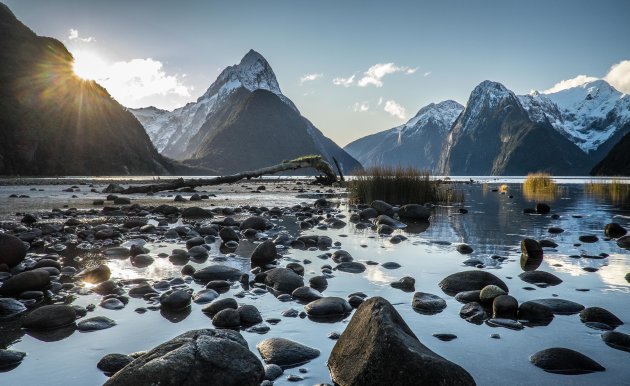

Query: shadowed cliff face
[591,122,630,176]
[0,3,177,176]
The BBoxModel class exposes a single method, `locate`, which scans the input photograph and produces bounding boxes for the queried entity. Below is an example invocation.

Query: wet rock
[181,207,214,219]
[486,318,523,330]
[348,295,364,308]
[261,268,304,293]
[257,338,320,368]
[212,308,241,328]
[518,301,554,323]
[454,290,481,304]
[492,295,518,319]
[578,235,598,243]
[529,299,584,315]
[521,238,543,260]
[433,333,457,342]
[104,329,263,386]
[518,271,562,286]
[604,223,627,238]
[309,276,328,290]
[329,297,475,386]
[291,286,323,302]
[377,224,394,235]
[0,349,26,370]
[398,204,431,220]
[238,305,263,326]
[456,244,473,254]
[529,347,605,374]
[439,270,508,296]
[391,276,415,292]
[412,292,447,314]
[264,363,284,381]
[371,200,394,215]
[130,254,154,268]
[305,297,352,319]
[77,316,117,331]
[616,236,630,249]
[331,250,353,263]
[219,227,239,243]
[205,280,230,293]
[479,285,507,303]
[192,289,219,304]
[602,331,630,352]
[0,233,27,267]
[93,280,123,296]
[193,265,242,283]
[548,227,565,234]
[97,353,133,374]
[101,298,125,310]
[535,203,551,214]
[160,290,192,311]
[538,239,558,248]
[0,269,50,296]
[579,307,623,328]
[460,302,486,324]
[251,240,277,266]
[128,282,157,297]
[334,262,366,273]
[202,298,238,316]
[0,298,28,319]
[240,216,267,231]
[22,305,76,330]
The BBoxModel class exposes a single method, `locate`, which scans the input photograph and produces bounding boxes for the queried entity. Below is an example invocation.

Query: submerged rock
[439,270,508,296]
[22,305,77,330]
[518,271,562,286]
[77,316,116,331]
[579,307,623,328]
[411,292,447,314]
[602,331,630,352]
[193,265,242,283]
[529,347,605,374]
[328,297,475,386]
[529,299,584,315]
[256,338,320,368]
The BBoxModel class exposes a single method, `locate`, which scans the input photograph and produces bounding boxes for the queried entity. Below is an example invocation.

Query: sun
[72,50,108,80]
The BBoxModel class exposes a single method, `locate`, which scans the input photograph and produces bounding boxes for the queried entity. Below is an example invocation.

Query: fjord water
[1,178,629,386]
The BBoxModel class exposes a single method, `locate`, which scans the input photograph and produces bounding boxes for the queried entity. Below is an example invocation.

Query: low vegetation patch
[523,172,558,201]
[585,179,630,205]
[347,166,462,205]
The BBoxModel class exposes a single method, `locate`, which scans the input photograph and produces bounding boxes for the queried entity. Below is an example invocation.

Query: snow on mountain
[519,80,630,153]
[457,81,519,132]
[131,49,294,159]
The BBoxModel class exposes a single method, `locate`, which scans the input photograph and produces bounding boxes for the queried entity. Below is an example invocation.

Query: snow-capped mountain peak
[402,100,463,135]
[458,80,518,131]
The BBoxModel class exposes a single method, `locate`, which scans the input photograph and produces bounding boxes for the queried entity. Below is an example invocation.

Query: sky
[4,0,630,146]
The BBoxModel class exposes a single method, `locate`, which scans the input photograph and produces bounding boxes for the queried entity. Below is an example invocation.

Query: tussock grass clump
[347,166,462,205]
[523,172,557,201]
[585,179,630,205]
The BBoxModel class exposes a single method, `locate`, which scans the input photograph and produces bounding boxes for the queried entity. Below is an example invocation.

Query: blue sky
[4,0,630,145]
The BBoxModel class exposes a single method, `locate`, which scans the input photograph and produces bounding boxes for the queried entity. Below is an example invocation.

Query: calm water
[1,178,629,386]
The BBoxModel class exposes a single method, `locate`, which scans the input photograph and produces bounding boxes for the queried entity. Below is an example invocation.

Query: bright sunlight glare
[72,50,108,80]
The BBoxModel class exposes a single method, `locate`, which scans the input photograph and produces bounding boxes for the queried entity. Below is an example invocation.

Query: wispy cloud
[543,75,598,94]
[383,100,407,119]
[423,71,431,77]
[300,73,323,85]
[332,74,355,87]
[358,63,415,87]
[377,97,383,106]
[406,67,419,75]
[68,28,95,43]
[353,101,370,112]
[604,60,630,94]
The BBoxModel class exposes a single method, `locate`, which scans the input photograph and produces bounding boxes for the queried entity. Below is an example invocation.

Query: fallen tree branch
[109,155,338,194]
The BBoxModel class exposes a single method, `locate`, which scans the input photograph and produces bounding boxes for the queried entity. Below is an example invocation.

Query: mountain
[591,123,630,176]
[0,2,185,176]
[344,100,463,172]
[131,50,361,174]
[437,81,592,175]
[519,80,630,163]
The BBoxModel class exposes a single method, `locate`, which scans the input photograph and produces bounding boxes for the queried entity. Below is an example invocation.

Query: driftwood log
[111,155,338,194]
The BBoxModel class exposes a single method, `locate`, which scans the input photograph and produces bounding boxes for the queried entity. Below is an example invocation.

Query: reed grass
[347,166,463,205]
[522,172,557,201]
[585,179,630,205]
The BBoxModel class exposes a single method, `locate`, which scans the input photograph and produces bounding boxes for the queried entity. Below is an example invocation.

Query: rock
[456,244,474,254]
[22,305,76,329]
[371,200,394,215]
[261,268,304,293]
[602,331,630,352]
[381,262,401,269]
[518,301,554,323]
[181,207,214,219]
[459,302,486,324]
[454,290,481,304]
[128,282,157,297]
[538,239,558,248]
[0,298,28,319]
[548,227,565,234]
[390,276,415,291]
[518,271,562,286]
[0,269,50,295]
[213,308,241,328]
[479,285,507,303]
[529,299,585,315]
[205,280,230,292]
[130,254,154,268]
[202,298,238,316]
[192,289,219,304]
[529,347,605,374]
[305,297,352,319]
[219,227,239,243]
[240,216,267,231]
[193,265,242,283]
[492,295,518,319]
[331,250,353,263]
[535,203,551,214]
[328,297,475,386]
[104,329,263,385]
[291,286,323,302]
[485,318,524,330]
[579,307,623,328]
[439,270,508,296]
[604,223,627,238]
[521,238,543,260]
[264,363,284,381]
[0,233,27,267]
[433,333,457,341]
[97,353,133,374]
[578,235,599,243]
[616,236,630,249]
[398,204,431,220]
[160,290,192,311]
[77,316,117,331]
[238,305,263,325]
[257,338,320,368]
[251,241,277,266]
[377,224,394,235]
[335,262,366,273]
[0,349,26,370]
[309,275,328,290]
[101,298,125,310]
[411,292,447,314]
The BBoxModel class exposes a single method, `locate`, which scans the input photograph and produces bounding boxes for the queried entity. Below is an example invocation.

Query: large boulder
[0,269,50,296]
[0,233,27,267]
[438,270,508,296]
[328,296,475,386]
[104,329,263,386]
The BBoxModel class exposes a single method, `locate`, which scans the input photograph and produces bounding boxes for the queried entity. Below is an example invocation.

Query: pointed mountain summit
[344,100,463,171]
[0,2,180,175]
[132,50,362,174]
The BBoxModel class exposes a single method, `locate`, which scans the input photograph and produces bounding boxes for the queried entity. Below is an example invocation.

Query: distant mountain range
[0,3,193,176]
[131,50,362,175]
[346,79,630,176]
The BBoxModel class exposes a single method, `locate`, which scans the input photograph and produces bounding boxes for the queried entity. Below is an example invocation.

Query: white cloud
[300,73,323,85]
[542,74,598,94]
[406,67,419,75]
[384,100,406,119]
[377,97,383,106]
[604,60,630,94]
[423,71,431,77]
[332,74,355,87]
[353,101,370,112]
[68,28,95,43]
[358,63,416,87]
